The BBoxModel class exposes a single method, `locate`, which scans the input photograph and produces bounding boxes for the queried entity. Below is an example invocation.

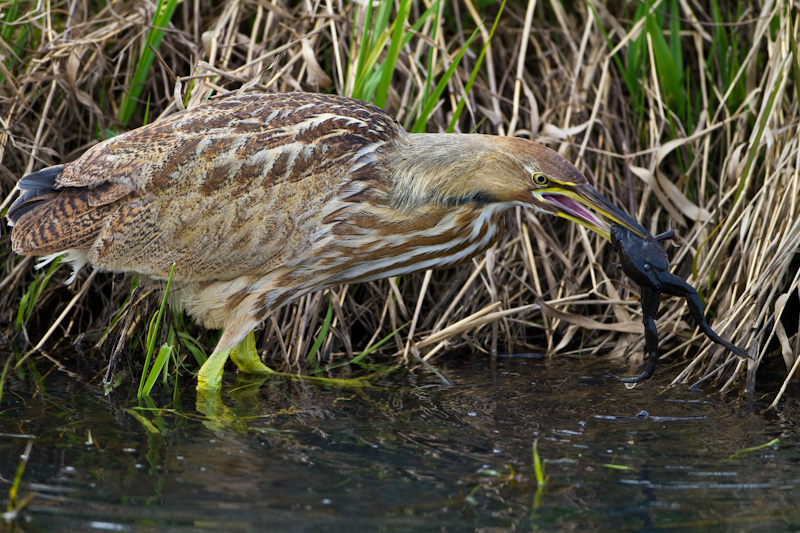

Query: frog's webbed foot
[620,353,657,383]
[622,289,662,383]
[659,272,751,360]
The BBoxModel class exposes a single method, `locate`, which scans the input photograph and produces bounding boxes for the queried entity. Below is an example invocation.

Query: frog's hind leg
[621,289,662,384]
[660,272,750,360]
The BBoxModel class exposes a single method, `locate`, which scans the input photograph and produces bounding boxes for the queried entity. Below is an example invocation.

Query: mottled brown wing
[12,93,404,282]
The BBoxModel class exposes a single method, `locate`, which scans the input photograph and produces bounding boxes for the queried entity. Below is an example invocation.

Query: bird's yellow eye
[532,172,548,187]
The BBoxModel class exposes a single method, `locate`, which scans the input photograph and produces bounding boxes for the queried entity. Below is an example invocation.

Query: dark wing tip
[6,165,65,226]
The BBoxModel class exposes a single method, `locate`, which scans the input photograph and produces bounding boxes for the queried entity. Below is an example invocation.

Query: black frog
[610,223,750,383]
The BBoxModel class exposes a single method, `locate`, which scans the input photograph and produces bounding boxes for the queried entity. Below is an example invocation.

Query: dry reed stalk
[0,1,796,401]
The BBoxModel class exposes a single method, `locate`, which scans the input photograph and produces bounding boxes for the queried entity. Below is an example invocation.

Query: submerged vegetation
[0,0,798,402]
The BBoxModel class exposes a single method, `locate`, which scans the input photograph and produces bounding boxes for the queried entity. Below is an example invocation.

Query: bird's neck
[384,133,508,210]
[306,133,516,285]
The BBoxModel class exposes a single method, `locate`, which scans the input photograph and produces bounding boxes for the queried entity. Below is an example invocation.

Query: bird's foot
[195,331,274,391]
[196,347,232,391]
[229,330,275,375]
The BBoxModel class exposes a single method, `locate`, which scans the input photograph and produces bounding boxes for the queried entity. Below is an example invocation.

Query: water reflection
[1,353,799,531]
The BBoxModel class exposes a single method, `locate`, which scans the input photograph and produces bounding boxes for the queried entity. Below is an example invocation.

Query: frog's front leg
[622,288,662,383]
[654,220,675,243]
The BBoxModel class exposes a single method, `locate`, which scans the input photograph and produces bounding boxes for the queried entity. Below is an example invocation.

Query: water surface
[2,353,798,531]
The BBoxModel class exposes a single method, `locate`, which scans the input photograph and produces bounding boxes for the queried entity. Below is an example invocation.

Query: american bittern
[8,92,647,390]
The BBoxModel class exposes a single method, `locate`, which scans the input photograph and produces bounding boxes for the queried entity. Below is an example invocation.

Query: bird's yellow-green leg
[196,346,233,391]
[229,330,275,375]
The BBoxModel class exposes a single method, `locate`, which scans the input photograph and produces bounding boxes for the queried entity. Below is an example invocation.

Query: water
[2,352,799,531]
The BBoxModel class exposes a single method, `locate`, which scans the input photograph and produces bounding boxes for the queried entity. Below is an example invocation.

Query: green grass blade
[16,258,62,332]
[117,0,179,127]
[603,463,634,471]
[646,12,684,117]
[531,438,546,513]
[350,323,408,364]
[374,0,411,109]
[125,408,162,434]
[533,438,545,485]
[0,356,10,404]
[137,263,175,397]
[586,2,633,103]
[351,34,391,100]
[789,15,800,107]
[351,0,392,100]
[0,1,33,85]
[143,94,151,126]
[617,1,649,118]
[0,1,22,42]
[668,0,682,75]
[306,295,334,363]
[7,440,33,514]
[171,299,206,367]
[138,312,161,396]
[448,0,506,133]
[141,343,173,397]
[350,0,439,103]
[176,331,207,366]
[420,0,442,107]
[735,66,784,202]
[349,0,375,97]
[411,28,478,133]
[717,437,780,465]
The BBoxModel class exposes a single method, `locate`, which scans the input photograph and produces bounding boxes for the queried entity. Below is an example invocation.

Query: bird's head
[391,134,647,241]
[494,136,648,241]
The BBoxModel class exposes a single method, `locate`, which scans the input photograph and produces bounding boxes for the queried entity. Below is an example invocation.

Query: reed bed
[0,0,797,402]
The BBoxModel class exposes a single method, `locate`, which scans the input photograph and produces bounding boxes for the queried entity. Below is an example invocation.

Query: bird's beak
[536,183,648,241]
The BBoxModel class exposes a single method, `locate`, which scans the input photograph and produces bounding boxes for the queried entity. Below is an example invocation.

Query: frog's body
[610,223,749,383]
[611,225,670,290]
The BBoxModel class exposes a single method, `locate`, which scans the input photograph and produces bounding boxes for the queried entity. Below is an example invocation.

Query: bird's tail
[6,165,65,226]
